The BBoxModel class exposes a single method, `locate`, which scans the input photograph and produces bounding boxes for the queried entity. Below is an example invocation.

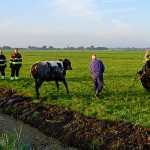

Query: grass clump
[0,127,27,150]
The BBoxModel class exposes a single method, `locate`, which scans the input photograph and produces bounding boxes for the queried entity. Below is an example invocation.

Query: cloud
[52,0,135,24]
[53,0,103,22]
[102,7,135,13]
[55,0,94,12]
[103,0,131,2]
[112,19,130,29]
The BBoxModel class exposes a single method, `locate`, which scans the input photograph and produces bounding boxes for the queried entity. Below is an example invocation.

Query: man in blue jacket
[90,54,105,99]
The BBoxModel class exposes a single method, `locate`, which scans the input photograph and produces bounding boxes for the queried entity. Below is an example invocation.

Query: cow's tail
[22,65,38,88]
[31,64,38,79]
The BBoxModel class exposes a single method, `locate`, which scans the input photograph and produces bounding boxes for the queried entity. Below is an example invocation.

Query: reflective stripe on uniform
[12,62,22,64]
[10,58,22,61]
[14,58,22,60]
[0,64,5,66]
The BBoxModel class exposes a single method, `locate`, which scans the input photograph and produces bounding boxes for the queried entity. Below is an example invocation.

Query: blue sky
[0,0,150,48]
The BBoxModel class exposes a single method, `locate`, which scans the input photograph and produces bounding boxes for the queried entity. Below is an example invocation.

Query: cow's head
[63,59,72,70]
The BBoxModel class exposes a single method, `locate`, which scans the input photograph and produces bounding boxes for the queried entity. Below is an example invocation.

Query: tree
[2,46,12,50]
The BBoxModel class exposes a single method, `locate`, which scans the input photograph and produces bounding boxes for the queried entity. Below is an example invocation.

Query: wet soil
[0,113,76,150]
[0,87,150,150]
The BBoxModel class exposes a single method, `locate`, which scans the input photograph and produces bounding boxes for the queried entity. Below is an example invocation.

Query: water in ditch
[0,113,77,150]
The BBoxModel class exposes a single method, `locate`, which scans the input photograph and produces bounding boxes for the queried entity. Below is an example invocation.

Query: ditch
[0,113,76,150]
[0,87,150,149]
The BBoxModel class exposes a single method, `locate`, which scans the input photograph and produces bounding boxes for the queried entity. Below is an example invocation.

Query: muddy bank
[0,88,150,150]
[0,113,76,150]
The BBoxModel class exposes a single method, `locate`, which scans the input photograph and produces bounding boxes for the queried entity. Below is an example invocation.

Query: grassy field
[1,50,150,127]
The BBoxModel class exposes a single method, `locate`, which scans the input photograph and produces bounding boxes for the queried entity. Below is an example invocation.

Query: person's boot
[10,77,14,80]
[15,76,19,80]
[95,94,99,99]
[95,91,99,99]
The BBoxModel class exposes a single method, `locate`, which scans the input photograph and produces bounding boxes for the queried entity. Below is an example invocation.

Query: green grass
[1,50,150,127]
[0,127,27,150]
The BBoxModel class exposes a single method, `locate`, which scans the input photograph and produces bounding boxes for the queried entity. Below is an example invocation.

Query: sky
[0,0,150,48]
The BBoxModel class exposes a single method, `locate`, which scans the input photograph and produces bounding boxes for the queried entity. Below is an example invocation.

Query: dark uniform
[0,53,7,79]
[10,49,22,80]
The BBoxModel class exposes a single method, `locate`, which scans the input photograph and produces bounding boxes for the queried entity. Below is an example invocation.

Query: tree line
[0,45,108,50]
[1,45,149,50]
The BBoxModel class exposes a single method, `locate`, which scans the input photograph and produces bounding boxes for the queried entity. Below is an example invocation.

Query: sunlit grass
[1,50,150,127]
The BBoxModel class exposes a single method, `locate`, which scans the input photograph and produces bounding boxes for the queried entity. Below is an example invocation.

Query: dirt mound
[0,87,150,150]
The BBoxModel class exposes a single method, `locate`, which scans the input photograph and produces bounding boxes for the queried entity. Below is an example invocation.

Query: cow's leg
[62,79,69,95]
[35,78,44,99]
[55,80,59,92]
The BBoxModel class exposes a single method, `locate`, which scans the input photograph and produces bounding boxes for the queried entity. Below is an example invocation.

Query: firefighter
[10,48,22,80]
[0,50,7,80]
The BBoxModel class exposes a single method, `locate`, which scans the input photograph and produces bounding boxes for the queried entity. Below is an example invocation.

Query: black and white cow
[31,59,72,98]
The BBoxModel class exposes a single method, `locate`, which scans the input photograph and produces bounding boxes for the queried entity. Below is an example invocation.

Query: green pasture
[1,50,150,127]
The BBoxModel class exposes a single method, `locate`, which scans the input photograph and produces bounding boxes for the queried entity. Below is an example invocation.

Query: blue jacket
[90,59,105,78]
